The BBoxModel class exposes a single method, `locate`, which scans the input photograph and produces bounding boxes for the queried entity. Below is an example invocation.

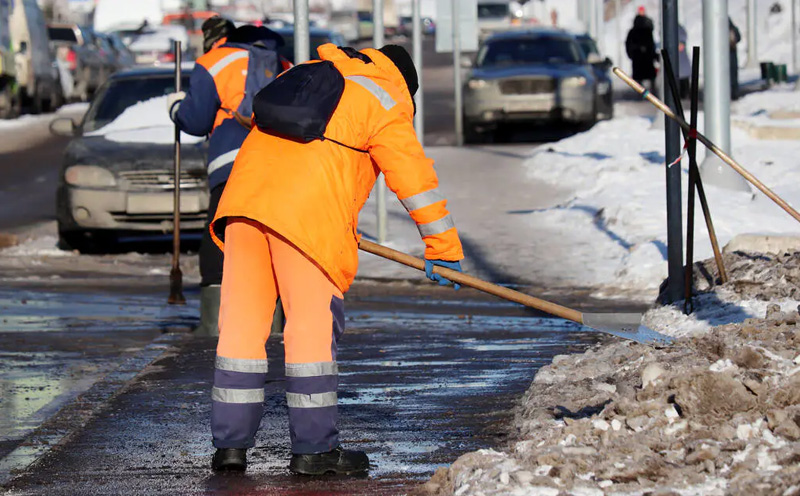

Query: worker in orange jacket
[207,44,464,474]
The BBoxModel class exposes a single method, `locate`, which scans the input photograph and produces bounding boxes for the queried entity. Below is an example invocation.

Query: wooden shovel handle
[358,239,584,324]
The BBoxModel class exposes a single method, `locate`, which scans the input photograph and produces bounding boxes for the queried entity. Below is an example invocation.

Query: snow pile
[418,301,800,495]
[522,106,800,297]
[84,96,205,145]
[1,235,73,258]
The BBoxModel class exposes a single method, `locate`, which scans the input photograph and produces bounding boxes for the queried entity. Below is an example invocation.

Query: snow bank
[84,96,205,145]
[521,88,800,299]
[1,235,73,258]
[419,277,800,495]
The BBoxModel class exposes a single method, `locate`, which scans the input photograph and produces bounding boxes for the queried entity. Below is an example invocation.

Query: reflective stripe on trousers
[211,356,268,449]
[285,359,340,454]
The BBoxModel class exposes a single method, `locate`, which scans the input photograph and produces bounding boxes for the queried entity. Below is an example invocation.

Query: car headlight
[561,76,588,88]
[468,79,488,90]
[64,165,117,187]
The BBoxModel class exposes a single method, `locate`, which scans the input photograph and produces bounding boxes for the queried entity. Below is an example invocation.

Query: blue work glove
[424,259,463,290]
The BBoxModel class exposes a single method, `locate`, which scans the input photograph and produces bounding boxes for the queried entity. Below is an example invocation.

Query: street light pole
[662,0,684,304]
[745,0,759,68]
[412,0,424,140]
[374,0,387,243]
[701,0,749,191]
[793,0,798,74]
[453,0,463,146]
[615,0,622,66]
[293,0,310,64]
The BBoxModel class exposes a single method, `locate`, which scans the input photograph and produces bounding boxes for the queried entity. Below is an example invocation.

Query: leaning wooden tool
[359,239,673,346]
[614,67,800,226]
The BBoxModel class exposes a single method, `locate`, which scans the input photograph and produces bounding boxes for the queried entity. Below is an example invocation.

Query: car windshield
[478,4,509,19]
[48,26,77,42]
[577,37,598,57]
[277,34,333,63]
[82,75,190,132]
[476,37,582,67]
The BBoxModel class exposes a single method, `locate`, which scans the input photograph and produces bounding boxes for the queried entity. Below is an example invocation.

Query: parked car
[575,33,613,120]
[462,28,597,143]
[127,25,190,66]
[48,23,104,101]
[328,10,359,43]
[49,66,207,252]
[89,28,119,79]
[101,31,135,70]
[10,0,61,112]
[0,0,19,118]
[271,27,346,64]
[397,16,435,37]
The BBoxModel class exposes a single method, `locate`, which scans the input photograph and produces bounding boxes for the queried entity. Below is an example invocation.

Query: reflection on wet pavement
[0,289,196,460]
[2,287,601,494]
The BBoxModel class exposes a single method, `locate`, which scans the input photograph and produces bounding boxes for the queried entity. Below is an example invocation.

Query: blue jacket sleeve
[174,65,220,137]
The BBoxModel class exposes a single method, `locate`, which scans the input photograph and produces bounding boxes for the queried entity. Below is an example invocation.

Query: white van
[10,0,61,112]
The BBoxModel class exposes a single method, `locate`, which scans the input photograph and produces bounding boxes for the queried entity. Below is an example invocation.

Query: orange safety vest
[195,45,251,131]
[211,44,464,293]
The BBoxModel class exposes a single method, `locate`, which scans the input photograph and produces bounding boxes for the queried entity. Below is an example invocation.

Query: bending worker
[167,18,290,336]
[207,44,465,474]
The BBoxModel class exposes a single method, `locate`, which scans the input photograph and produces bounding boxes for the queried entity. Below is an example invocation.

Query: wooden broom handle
[614,67,800,225]
[358,239,584,324]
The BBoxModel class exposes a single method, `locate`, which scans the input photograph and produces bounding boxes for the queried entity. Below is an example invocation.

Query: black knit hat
[202,16,234,53]
[379,45,419,97]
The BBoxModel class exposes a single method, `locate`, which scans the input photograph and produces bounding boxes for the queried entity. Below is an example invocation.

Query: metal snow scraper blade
[359,240,673,346]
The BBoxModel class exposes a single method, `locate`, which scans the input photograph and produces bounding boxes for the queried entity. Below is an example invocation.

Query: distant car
[271,27,346,64]
[101,31,136,70]
[127,25,190,66]
[89,28,119,78]
[462,28,597,143]
[397,16,436,37]
[48,24,105,101]
[49,66,208,252]
[575,33,613,120]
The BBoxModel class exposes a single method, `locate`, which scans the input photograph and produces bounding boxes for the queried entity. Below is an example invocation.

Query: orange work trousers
[211,218,345,454]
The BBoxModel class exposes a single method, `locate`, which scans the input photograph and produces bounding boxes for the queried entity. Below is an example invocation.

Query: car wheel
[0,83,20,119]
[463,121,492,144]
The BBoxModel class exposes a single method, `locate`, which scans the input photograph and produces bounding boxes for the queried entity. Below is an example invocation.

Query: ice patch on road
[84,96,205,145]
[1,235,72,258]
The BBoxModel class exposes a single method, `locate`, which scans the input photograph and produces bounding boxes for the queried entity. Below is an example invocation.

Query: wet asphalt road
[0,284,606,495]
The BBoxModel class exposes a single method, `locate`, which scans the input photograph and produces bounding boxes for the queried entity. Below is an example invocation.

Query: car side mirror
[50,117,77,137]
[460,55,473,68]
[587,53,604,65]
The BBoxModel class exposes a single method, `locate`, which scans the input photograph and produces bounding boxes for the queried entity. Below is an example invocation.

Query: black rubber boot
[289,446,369,475]
[211,448,247,472]
[194,285,220,337]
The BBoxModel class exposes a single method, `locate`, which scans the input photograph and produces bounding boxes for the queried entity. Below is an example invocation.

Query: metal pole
[793,0,797,74]
[168,39,185,305]
[374,0,387,243]
[595,0,604,55]
[745,0,758,68]
[662,0,683,304]
[412,0,424,141]
[453,0,463,146]
[615,0,622,66]
[293,0,310,64]
[700,0,749,191]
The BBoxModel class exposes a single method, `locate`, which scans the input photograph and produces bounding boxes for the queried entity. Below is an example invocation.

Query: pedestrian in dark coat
[730,17,742,100]
[626,6,657,90]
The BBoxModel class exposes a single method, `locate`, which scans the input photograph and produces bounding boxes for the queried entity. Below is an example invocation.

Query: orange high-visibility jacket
[211,44,464,292]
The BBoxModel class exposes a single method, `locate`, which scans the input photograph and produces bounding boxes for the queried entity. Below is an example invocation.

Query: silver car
[50,66,208,252]
[462,28,597,143]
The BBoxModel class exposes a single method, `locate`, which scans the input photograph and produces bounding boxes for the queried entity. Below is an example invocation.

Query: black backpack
[252,61,366,152]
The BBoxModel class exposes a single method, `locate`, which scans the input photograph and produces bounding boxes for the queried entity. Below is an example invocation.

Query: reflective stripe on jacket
[210,44,463,293]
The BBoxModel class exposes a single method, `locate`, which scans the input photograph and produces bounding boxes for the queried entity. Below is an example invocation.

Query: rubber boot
[289,446,369,475]
[211,448,246,472]
[195,285,220,337]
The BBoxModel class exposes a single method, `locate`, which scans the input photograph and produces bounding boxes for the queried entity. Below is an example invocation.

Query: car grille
[110,212,208,224]
[118,170,206,190]
[499,78,555,95]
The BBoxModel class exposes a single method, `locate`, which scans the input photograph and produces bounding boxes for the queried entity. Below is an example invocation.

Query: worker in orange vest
[167,18,291,337]
[206,44,465,474]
